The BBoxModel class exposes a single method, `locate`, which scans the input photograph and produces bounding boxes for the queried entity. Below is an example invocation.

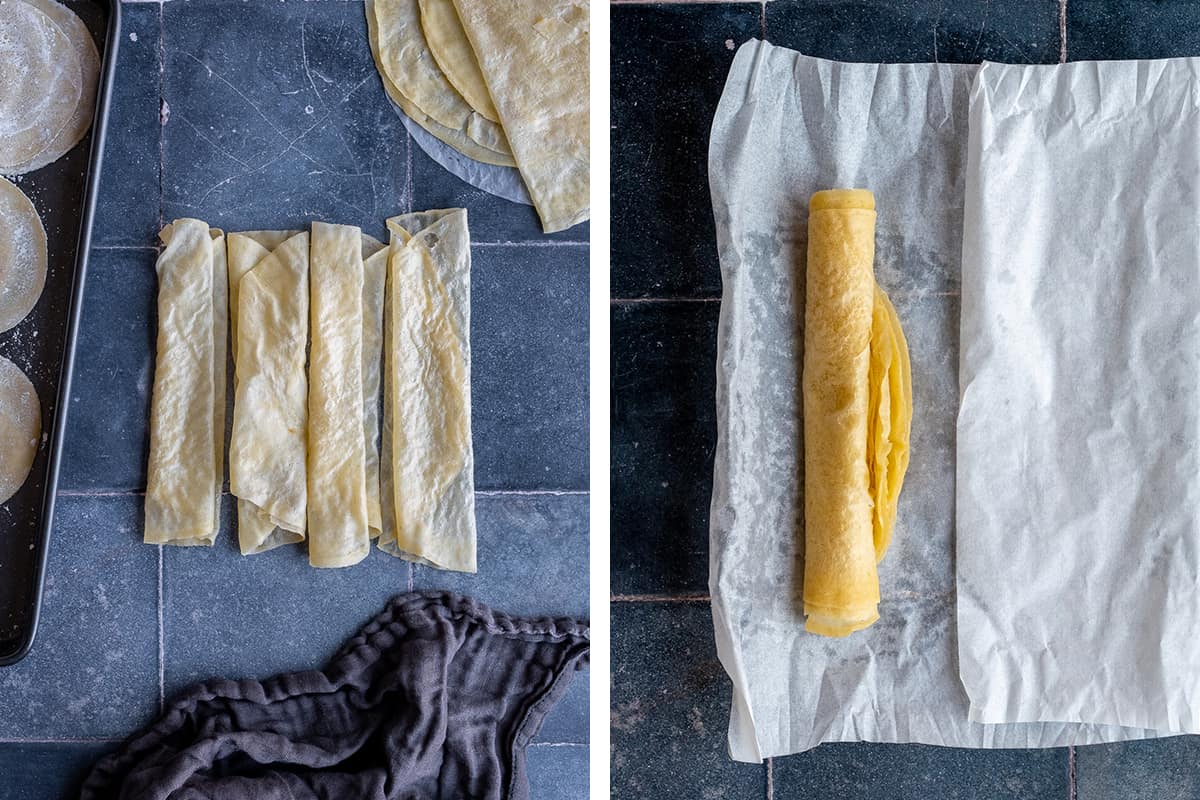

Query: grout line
[404,129,413,214]
[1059,0,1067,63]
[57,490,144,497]
[610,1,763,4]
[476,489,589,497]
[766,756,774,800]
[407,562,414,592]
[611,593,710,603]
[157,0,165,233]
[91,245,158,251]
[760,0,766,39]
[611,296,721,304]
[528,741,588,748]
[0,738,125,743]
[1068,745,1077,800]
[473,240,588,247]
[157,544,165,713]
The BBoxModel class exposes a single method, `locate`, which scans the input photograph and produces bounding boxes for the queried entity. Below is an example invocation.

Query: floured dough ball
[0,355,41,505]
[0,0,88,173]
[0,177,48,333]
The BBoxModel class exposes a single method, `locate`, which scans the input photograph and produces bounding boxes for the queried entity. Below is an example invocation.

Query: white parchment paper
[957,58,1200,735]
[396,108,532,206]
[708,40,1173,762]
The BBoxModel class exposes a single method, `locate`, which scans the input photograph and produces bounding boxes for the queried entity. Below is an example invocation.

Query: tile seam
[766,756,774,800]
[157,0,165,234]
[528,741,588,748]
[1068,745,1077,800]
[1059,0,1067,63]
[610,593,710,603]
[157,544,165,713]
[91,245,159,251]
[473,241,588,247]
[0,738,125,743]
[611,296,721,304]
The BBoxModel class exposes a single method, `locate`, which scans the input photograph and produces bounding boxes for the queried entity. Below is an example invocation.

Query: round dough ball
[0,355,41,505]
[0,177,47,333]
[0,0,83,171]
[6,0,100,174]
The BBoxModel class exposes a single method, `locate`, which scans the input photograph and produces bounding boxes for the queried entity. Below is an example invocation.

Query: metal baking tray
[0,0,119,665]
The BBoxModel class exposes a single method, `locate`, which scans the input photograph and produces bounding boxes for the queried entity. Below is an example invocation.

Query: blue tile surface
[537,665,589,746]
[160,495,412,696]
[59,248,156,493]
[160,0,409,240]
[610,301,717,596]
[527,743,589,800]
[413,494,589,619]
[1065,2,1200,61]
[610,4,761,299]
[411,146,589,244]
[611,601,765,800]
[0,742,118,800]
[1076,738,1200,800]
[765,0,1061,64]
[92,3,162,248]
[472,245,589,491]
[773,742,1070,799]
[0,496,158,739]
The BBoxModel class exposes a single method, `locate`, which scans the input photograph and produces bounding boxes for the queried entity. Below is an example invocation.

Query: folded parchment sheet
[958,58,1200,736]
[145,220,227,546]
[708,40,1173,761]
[380,209,476,573]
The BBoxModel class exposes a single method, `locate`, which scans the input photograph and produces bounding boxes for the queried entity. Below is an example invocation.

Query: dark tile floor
[0,1,588,796]
[610,2,1200,799]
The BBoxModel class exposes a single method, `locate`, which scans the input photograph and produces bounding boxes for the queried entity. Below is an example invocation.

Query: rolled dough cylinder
[307,221,370,568]
[802,188,880,637]
[144,219,227,546]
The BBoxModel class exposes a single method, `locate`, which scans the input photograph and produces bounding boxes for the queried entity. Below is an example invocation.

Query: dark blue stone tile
[93,3,162,248]
[611,600,765,800]
[412,494,588,619]
[610,300,717,595]
[1065,2,1200,61]
[0,496,158,738]
[0,741,118,800]
[526,743,588,800]
[610,4,761,299]
[766,0,1061,64]
[161,496,413,698]
[1076,737,1200,800]
[536,664,589,745]
[472,245,588,491]
[773,742,1069,799]
[60,248,156,492]
[410,146,589,244]
[160,0,408,240]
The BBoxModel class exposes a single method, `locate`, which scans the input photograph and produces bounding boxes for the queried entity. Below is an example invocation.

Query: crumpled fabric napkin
[80,591,589,800]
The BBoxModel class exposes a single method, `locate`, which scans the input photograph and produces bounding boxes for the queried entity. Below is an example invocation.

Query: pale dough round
[6,0,99,174]
[0,0,83,171]
[366,0,514,164]
[0,177,48,333]
[0,355,41,505]
[418,0,499,124]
